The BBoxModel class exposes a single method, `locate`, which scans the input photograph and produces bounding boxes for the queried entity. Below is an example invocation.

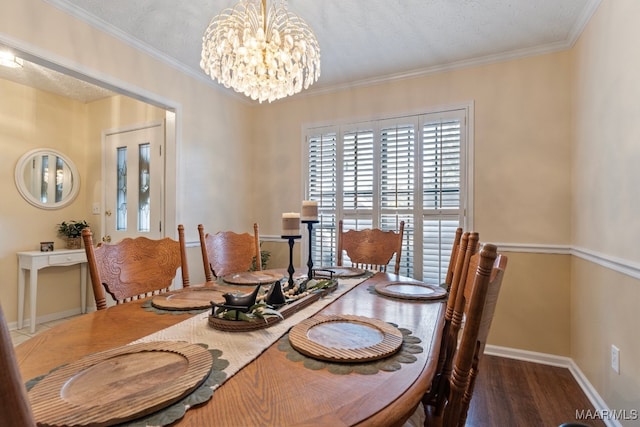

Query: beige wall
[489,251,571,355]
[2,0,257,241]
[251,52,574,357]
[1,0,253,322]
[1,0,637,419]
[2,0,574,350]
[251,52,573,244]
[1,79,90,319]
[571,0,640,420]
[0,84,183,319]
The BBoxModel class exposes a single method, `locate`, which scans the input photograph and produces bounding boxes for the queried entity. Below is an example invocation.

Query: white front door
[104,123,165,243]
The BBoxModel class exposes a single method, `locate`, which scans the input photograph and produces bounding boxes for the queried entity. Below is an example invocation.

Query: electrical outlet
[611,345,620,374]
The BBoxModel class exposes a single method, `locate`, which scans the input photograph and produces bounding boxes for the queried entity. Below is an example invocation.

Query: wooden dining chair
[337,220,405,275]
[423,231,479,412]
[425,243,508,427]
[443,227,463,288]
[453,247,507,426]
[198,223,262,281]
[0,304,36,426]
[82,225,190,310]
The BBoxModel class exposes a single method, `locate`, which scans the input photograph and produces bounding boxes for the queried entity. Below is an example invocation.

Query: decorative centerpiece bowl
[208,278,337,332]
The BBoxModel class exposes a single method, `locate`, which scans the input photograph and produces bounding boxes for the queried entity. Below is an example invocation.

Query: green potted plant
[57,220,90,249]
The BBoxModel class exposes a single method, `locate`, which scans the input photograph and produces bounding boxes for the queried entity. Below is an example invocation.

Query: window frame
[302,102,474,281]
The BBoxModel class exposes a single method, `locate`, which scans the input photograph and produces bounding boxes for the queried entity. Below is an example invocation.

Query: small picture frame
[40,241,54,252]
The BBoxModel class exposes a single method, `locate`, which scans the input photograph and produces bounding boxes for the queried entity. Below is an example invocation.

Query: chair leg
[442,365,469,427]
[458,348,481,427]
[423,321,451,407]
[0,305,36,425]
[433,337,455,415]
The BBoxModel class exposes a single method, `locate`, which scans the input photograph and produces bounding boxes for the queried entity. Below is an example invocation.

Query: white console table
[17,249,88,333]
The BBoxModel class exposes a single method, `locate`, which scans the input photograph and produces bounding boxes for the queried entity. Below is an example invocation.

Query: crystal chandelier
[200,0,320,103]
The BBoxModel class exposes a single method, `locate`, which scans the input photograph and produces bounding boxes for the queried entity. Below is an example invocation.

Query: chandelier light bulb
[200,0,320,103]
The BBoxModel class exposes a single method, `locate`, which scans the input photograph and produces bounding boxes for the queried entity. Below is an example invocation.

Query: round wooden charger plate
[288,314,403,363]
[151,287,225,310]
[222,270,284,285]
[374,281,447,300]
[28,341,213,427]
[222,269,306,285]
[314,266,366,278]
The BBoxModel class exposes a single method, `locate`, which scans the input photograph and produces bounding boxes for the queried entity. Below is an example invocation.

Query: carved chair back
[337,220,405,275]
[82,225,189,309]
[198,223,261,281]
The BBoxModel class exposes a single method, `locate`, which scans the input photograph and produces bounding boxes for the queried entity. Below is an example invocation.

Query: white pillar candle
[282,212,300,236]
[301,200,318,221]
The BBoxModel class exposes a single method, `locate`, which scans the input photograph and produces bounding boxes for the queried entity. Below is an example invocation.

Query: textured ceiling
[0,47,114,103]
[1,0,601,103]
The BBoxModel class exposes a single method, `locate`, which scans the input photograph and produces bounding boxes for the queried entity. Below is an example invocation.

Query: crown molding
[43,0,603,106]
[42,0,251,104]
[300,39,574,99]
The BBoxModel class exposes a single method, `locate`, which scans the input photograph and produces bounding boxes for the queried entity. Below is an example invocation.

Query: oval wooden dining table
[15,272,445,427]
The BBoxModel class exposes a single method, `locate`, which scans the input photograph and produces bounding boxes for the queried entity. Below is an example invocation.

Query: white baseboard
[485,345,621,427]
[8,308,84,331]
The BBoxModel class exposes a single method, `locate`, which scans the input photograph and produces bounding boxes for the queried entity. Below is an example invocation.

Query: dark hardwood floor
[465,355,606,427]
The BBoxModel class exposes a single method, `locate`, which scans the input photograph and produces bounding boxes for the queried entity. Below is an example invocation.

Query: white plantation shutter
[305,108,468,281]
[381,213,414,277]
[343,129,374,213]
[422,219,460,282]
[341,128,374,266]
[421,113,465,283]
[380,123,415,210]
[380,121,416,277]
[423,118,461,210]
[307,130,338,267]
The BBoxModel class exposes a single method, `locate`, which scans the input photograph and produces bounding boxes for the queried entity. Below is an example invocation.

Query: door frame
[0,35,182,242]
[99,111,178,241]
[100,119,169,242]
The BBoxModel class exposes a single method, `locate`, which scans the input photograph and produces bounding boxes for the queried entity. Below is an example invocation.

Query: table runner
[132,275,370,389]
[26,276,374,427]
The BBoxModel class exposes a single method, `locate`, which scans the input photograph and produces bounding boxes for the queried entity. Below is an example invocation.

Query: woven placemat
[277,324,422,375]
[26,344,229,427]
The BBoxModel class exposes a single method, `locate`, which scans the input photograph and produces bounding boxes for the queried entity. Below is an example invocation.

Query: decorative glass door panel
[138,143,151,232]
[116,147,127,231]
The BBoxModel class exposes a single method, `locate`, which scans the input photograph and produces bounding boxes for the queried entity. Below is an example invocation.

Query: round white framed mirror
[14,148,80,209]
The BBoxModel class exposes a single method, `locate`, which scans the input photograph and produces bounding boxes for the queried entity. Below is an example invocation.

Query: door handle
[105,210,112,217]
[102,235,112,243]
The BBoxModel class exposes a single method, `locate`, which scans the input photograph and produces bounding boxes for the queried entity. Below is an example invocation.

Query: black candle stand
[281,234,301,290]
[302,220,319,279]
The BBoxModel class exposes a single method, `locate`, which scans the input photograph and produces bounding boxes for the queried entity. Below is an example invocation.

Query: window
[304,107,470,282]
